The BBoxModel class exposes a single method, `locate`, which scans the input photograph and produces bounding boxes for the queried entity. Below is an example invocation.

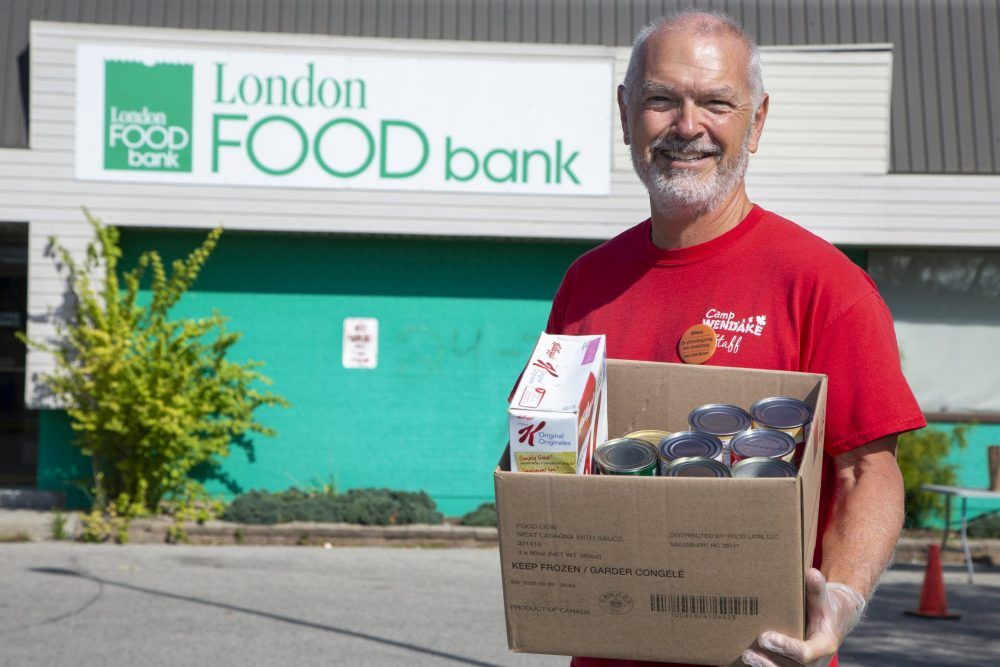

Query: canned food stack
[593,397,812,479]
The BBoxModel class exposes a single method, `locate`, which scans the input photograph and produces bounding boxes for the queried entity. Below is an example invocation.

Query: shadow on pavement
[31,566,502,667]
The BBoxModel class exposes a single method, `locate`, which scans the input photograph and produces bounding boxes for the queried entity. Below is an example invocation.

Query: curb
[893,536,998,567]
[0,509,500,547]
[127,518,500,547]
[2,509,998,564]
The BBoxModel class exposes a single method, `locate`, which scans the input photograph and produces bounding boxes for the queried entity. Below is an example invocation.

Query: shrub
[19,211,287,515]
[897,425,968,529]
[460,503,497,527]
[222,487,444,525]
[967,513,1000,539]
[51,511,68,540]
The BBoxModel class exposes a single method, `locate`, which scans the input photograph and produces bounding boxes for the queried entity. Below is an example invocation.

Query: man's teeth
[662,150,707,161]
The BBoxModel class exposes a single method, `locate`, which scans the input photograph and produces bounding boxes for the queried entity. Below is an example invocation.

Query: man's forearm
[820,437,905,599]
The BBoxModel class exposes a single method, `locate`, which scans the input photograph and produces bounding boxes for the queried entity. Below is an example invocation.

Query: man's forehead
[640,27,750,84]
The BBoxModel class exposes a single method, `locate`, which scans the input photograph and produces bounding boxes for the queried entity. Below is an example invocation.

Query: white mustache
[650,137,722,156]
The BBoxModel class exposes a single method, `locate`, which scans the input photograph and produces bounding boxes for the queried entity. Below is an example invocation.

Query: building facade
[1,0,998,518]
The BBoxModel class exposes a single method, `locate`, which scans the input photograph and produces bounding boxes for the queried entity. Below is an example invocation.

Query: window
[868,250,1000,417]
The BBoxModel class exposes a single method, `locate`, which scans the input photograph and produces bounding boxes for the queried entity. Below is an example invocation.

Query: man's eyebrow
[640,82,679,96]
[703,86,738,99]
[638,83,739,100]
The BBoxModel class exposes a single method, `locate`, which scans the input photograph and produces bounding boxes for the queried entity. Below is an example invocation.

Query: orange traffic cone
[904,544,961,619]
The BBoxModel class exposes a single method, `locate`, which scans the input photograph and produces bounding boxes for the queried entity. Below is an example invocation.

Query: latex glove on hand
[741,568,866,667]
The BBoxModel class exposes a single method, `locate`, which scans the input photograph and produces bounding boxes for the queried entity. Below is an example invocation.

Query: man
[545,11,926,667]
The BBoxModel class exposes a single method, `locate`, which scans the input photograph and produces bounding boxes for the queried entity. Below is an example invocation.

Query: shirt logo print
[702,309,768,354]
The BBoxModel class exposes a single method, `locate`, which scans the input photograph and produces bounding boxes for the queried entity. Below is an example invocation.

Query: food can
[730,457,798,478]
[624,429,673,448]
[688,404,752,466]
[594,438,659,476]
[750,397,813,466]
[661,456,731,478]
[729,429,796,464]
[657,431,724,475]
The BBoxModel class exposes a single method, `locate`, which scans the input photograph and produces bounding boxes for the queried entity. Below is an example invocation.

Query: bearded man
[545,10,925,667]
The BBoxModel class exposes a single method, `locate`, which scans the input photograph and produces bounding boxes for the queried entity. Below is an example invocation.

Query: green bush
[19,211,287,515]
[898,425,968,529]
[222,487,444,525]
[460,503,497,527]
[967,513,1000,539]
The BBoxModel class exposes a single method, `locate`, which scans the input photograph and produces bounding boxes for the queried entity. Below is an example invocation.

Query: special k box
[508,334,607,475]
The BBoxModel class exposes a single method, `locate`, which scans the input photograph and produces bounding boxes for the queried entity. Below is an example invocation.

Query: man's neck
[649,186,754,250]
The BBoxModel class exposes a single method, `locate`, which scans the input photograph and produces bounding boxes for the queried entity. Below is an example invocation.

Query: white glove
[741,568,866,667]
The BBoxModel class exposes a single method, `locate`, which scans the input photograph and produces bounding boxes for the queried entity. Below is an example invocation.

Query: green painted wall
[37,230,596,516]
[36,409,90,508]
[34,233,1000,522]
[927,421,1000,526]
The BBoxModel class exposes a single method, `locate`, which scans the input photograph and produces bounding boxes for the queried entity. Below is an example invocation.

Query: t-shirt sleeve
[806,291,927,456]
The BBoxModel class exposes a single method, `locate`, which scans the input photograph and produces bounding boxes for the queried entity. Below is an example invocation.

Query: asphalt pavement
[0,543,996,667]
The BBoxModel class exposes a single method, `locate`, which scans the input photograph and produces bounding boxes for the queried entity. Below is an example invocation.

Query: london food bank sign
[75,45,613,195]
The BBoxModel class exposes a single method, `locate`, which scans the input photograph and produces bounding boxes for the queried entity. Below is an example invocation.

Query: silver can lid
[662,457,731,478]
[688,404,752,436]
[731,457,798,478]
[750,397,813,430]
[595,438,658,474]
[730,429,796,460]
[658,431,723,462]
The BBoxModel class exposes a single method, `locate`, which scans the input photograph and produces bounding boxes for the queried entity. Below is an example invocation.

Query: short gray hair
[622,10,764,111]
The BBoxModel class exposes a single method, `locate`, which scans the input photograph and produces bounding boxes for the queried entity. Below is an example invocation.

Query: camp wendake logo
[104,60,193,172]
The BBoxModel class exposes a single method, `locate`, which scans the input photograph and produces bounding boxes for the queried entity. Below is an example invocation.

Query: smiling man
[545,10,926,667]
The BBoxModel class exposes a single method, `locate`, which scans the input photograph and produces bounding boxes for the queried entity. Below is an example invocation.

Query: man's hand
[740,568,866,667]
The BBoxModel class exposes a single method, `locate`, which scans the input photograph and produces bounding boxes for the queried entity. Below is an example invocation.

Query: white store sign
[342,318,379,369]
[75,45,613,195]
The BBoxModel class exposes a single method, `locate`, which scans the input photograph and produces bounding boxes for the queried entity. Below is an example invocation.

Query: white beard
[630,126,752,215]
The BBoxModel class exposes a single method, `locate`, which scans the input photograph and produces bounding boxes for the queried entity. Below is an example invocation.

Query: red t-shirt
[547,205,926,667]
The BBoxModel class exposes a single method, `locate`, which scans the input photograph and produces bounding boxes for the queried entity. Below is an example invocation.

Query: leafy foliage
[222,487,444,525]
[50,511,69,540]
[160,482,226,543]
[460,502,497,527]
[967,512,1000,539]
[20,211,287,516]
[897,425,968,528]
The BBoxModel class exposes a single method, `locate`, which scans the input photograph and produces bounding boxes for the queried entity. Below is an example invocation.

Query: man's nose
[673,100,704,139]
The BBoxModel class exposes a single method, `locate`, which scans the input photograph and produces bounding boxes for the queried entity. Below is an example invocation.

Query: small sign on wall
[343,317,378,369]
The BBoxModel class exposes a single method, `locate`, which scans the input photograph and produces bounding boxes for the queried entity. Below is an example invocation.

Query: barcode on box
[650,594,760,617]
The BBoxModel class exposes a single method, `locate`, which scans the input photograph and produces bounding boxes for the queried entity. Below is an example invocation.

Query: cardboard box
[508,334,607,475]
[495,360,827,666]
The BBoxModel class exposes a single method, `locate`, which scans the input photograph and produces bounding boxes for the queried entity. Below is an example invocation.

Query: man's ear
[617,84,630,145]
[749,92,769,154]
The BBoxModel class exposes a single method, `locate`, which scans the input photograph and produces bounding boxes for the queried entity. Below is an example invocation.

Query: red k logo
[532,360,558,377]
[517,421,546,445]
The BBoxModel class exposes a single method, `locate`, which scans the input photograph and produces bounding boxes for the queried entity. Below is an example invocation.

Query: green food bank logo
[104,60,193,172]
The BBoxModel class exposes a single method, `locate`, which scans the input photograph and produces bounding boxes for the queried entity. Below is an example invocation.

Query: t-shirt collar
[639,204,764,266]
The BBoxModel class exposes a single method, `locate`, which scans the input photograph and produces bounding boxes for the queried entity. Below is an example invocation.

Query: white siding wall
[3,22,1000,406]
